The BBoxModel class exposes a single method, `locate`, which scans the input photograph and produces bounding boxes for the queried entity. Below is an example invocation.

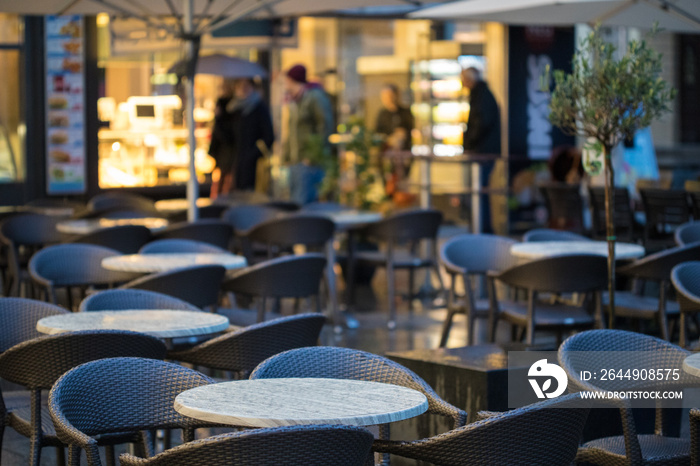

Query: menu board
[45,15,86,194]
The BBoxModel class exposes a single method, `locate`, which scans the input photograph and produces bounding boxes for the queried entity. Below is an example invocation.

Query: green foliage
[548,25,676,154]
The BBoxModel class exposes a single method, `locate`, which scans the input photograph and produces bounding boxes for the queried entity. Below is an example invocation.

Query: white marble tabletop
[511,241,645,260]
[102,253,247,273]
[57,218,169,235]
[174,378,428,428]
[36,309,229,338]
[325,211,382,231]
[154,198,213,213]
[683,353,700,377]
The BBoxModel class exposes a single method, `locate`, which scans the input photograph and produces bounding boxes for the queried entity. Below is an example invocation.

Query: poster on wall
[45,15,86,195]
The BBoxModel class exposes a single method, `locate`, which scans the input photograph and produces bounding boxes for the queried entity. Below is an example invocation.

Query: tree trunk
[604,146,616,329]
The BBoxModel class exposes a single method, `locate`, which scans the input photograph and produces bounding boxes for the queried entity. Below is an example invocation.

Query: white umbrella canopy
[170,54,269,78]
[410,0,700,32]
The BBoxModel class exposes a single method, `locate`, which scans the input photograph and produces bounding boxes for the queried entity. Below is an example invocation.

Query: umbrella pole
[184,0,199,222]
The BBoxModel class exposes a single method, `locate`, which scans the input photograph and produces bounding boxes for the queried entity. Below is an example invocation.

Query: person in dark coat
[209,81,236,198]
[228,78,275,191]
[375,83,414,196]
[462,67,501,233]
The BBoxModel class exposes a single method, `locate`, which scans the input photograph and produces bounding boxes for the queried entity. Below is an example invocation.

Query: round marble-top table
[57,218,169,235]
[683,353,700,377]
[102,253,247,273]
[174,378,428,428]
[511,241,645,261]
[36,310,229,339]
[154,198,213,213]
[325,211,382,231]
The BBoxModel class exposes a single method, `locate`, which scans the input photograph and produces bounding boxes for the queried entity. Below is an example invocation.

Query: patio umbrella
[170,54,269,78]
[0,0,429,221]
[410,0,700,32]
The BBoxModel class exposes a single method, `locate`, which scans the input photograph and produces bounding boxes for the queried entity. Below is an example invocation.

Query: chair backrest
[496,254,608,293]
[49,357,212,445]
[539,183,585,233]
[247,215,335,249]
[588,186,636,240]
[71,225,152,254]
[675,222,700,246]
[169,314,325,374]
[88,192,155,213]
[687,190,700,220]
[198,204,228,219]
[364,208,443,243]
[79,289,201,313]
[375,394,588,466]
[522,228,590,242]
[0,298,68,353]
[441,233,517,275]
[139,239,228,255]
[221,205,281,233]
[122,265,226,309]
[222,254,326,299]
[263,201,301,212]
[672,261,700,315]
[640,188,690,229]
[251,346,466,426]
[0,213,64,247]
[118,425,374,466]
[153,220,233,249]
[617,242,700,282]
[29,243,138,287]
[0,331,166,390]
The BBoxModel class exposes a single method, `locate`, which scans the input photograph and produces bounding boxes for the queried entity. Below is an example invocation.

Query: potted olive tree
[547,26,675,326]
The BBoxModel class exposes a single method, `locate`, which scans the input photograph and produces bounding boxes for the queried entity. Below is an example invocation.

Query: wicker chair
[350,208,444,329]
[522,228,591,242]
[243,215,335,263]
[691,408,700,466]
[640,188,690,252]
[168,313,326,378]
[0,213,65,297]
[589,186,639,242]
[118,425,374,466]
[539,183,586,234]
[0,331,167,466]
[29,244,138,309]
[152,220,233,250]
[675,222,700,246]
[373,393,589,466]
[488,254,608,345]
[221,205,285,257]
[139,239,228,255]
[559,329,696,465]
[69,225,152,254]
[438,234,518,346]
[87,192,156,214]
[79,289,201,313]
[671,261,700,348]
[250,346,467,465]
[222,254,326,323]
[49,357,214,466]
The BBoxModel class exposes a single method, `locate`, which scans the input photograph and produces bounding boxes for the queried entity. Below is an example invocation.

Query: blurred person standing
[209,79,236,198]
[282,64,334,204]
[376,84,414,196]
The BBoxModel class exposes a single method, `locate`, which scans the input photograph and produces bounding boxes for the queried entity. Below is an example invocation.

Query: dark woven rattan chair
[559,329,696,465]
[87,192,156,214]
[671,261,700,348]
[688,189,700,221]
[374,393,589,466]
[675,222,700,246]
[350,208,444,329]
[49,357,214,466]
[522,228,591,242]
[438,234,518,346]
[251,346,467,465]
[539,183,586,234]
[222,254,326,322]
[0,213,65,297]
[197,204,228,219]
[79,289,201,313]
[118,425,374,466]
[169,313,326,378]
[29,244,138,309]
[121,265,226,310]
[152,220,233,250]
[589,186,640,242]
[1,332,167,466]
[139,239,228,255]
[690,408,700,466]
[243,215,335,263]
[69,225,152,254]
[640,188,690,252]
[488,254,608,345]
[221,205,284,256]
[605,243,700,341]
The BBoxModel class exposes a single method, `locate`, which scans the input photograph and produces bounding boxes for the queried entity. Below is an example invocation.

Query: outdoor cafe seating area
[3,188,700,465]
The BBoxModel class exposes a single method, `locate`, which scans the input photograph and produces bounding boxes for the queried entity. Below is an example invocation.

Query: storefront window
[0,14,25,183]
